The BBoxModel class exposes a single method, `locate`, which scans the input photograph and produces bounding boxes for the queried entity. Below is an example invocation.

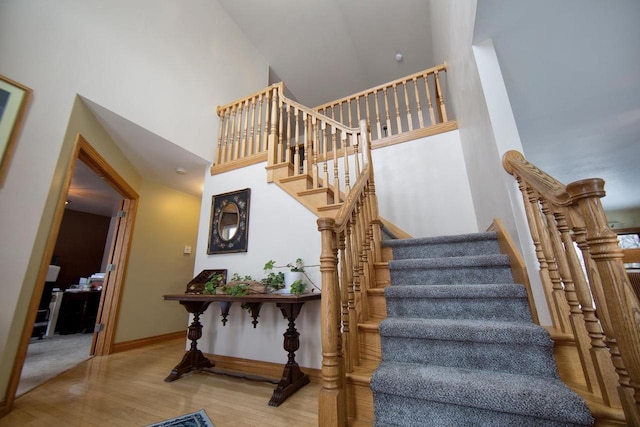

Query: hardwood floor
[0,338,319,426]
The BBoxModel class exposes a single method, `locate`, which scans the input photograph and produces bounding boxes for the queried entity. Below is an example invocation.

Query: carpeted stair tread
[385,284,532,322]
[388,255,515,286]
[382,231,498,247]
[372,232,593,426]
[379,318,559,377]
[385,283,527,298]
[389,254,510,269]
[371,362,594,426]
[379,317,552,346]
[383,232,500,259]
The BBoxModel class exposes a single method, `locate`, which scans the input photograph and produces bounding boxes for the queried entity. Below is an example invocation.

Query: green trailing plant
[225,283,251,296]
[230,272,253,282]
[261,260,285,291]
[290,279,307,295]
[203,272,224,295]
[263,258,321,292]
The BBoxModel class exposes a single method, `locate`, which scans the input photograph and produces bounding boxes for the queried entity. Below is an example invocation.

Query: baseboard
[206,352,321,383]
[112,330,185,353]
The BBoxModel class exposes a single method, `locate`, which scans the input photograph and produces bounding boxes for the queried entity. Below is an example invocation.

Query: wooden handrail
[503,150,640,425]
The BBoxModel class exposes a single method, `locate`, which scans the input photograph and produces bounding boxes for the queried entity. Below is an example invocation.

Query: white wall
[428,1,550,324]
[373,130,478,237]
[194,163,322,369]
[0,0,268,400]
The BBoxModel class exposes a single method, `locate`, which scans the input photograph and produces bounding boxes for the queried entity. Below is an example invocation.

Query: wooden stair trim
[380,216,412,239]
[488,217,539,325]
[318,203,342,212]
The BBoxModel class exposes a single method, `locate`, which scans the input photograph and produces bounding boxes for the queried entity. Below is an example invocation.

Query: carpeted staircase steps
[370,231,594,426]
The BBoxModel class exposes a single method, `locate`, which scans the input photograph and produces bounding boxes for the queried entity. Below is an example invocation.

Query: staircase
[367,232,594,426]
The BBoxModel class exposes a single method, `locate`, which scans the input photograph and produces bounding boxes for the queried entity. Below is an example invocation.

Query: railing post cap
[317,217,336,230]
[502,150,524,174]
[566,178,606,200]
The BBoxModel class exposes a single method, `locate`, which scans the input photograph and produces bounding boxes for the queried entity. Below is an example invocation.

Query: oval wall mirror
[218,202,239,241]
[208,188,251,254]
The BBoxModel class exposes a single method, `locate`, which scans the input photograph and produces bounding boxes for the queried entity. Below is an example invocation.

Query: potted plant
[263,258,318,294]
[261,260,286,293]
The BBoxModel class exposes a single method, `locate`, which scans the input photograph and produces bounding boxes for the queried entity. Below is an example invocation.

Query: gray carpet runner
[370,231,593,426]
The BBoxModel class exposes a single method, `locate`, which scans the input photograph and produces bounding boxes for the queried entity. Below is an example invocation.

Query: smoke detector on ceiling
[175,167,187,175]
[395,52,403,63]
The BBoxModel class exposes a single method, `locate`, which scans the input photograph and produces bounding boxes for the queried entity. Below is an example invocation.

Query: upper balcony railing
[211,63,454,175]
[314,63,450,144]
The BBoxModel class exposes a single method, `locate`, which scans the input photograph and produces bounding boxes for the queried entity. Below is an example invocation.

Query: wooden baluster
[373,90,382,140]
[356,198,370,321]
[234,102,242,161]
[339,102,344,126]
[382,87,391,138]
[572,217,633,408]
[413,77,425,128]
[285,104,292,165]
[312,116,319,189]
[240,100,249,158]
[534,195,571,333]
[424,73,436,125]
[347,99,353,128]
[403,82,413,131]
[350,209,363,323]
[337,231,351,373]
[277,96,284,164]
[292,106,300,174]
[515,175,563,330]
[434,69,448,123]
[228,105,237,162]
[317,217,347,427]
[303,112,310,176]
[331,127,340,202]
[562,207,622,408]
[567,179,640,425]
[342,133,351,196]
[363,93,371,138]
[256,93,264,153]
[393,84,402,134]
[541,200,601,396]
[248,97,257,155]
[343,220,360,366]
[321,121,329,189]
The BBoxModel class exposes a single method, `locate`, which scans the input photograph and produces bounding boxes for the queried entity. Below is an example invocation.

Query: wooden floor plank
[0,339,319,427]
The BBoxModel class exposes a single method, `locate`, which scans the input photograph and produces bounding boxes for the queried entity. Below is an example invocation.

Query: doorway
[8,134,138,406]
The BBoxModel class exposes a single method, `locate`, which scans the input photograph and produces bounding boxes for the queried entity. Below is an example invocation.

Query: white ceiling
[77,0,639,217]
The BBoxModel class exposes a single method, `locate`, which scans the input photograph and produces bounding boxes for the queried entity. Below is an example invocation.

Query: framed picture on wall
[207,188,251,254]
[0,75,32,187]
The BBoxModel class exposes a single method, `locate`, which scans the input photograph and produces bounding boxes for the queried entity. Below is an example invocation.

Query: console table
[163,292,321,406]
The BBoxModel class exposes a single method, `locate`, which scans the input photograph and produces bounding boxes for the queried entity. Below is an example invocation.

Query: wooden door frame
[4,134,138,412]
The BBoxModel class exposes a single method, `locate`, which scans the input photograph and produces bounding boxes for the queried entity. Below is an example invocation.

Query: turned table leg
[165,301,213,382]
[268,302,310,406]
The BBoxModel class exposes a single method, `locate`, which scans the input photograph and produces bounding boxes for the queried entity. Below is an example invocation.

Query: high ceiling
[77,0,639,219]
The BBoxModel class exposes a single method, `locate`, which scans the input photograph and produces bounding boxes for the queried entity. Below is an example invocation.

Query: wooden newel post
[567,178,640,425]
[317,217,346,427]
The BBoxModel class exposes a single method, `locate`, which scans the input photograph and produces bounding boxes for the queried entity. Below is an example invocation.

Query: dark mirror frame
[207,188,250,254]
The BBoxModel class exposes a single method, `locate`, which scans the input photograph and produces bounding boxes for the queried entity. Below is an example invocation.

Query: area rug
[146,409,214,427]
